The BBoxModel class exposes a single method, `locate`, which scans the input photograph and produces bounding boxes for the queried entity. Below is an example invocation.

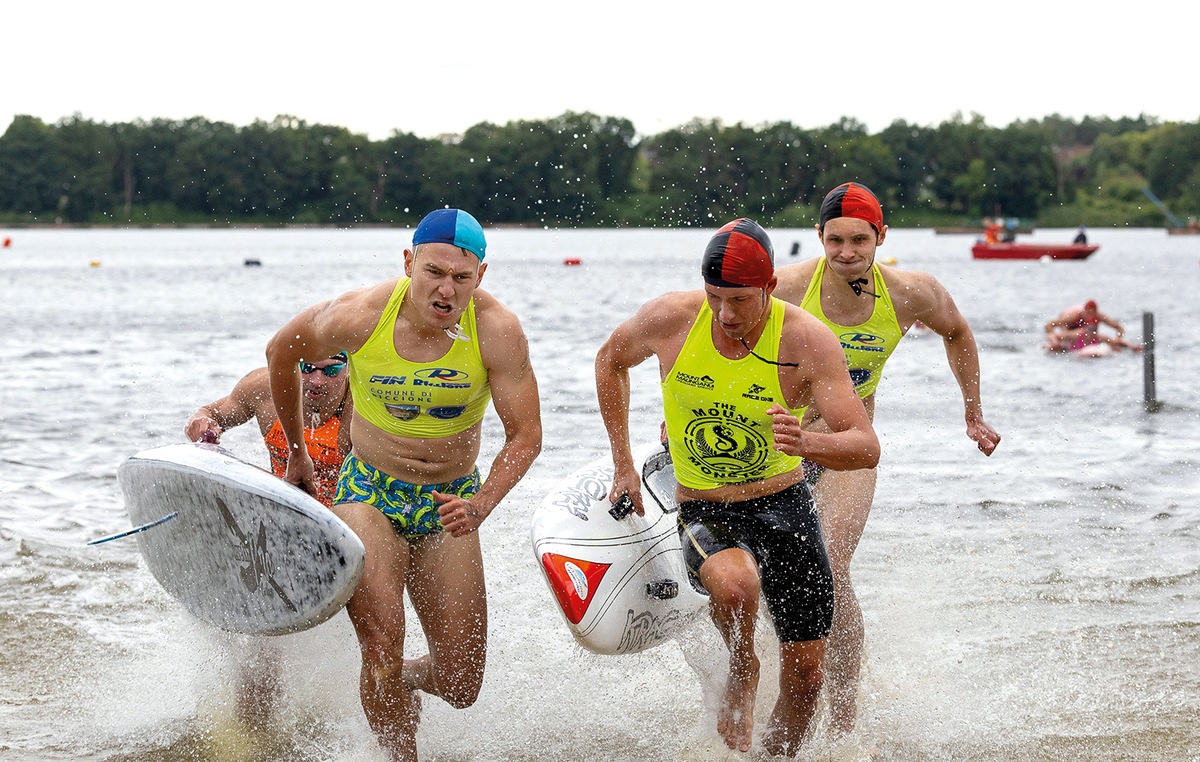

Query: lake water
[2,226,1198,761]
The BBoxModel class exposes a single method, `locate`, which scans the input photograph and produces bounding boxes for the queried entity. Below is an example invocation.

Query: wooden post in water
[1143,312,1159,413]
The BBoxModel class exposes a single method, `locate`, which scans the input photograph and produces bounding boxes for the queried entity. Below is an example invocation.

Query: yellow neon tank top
[348,278,491,438]
[799,258,904,398]
[662,297,802,491]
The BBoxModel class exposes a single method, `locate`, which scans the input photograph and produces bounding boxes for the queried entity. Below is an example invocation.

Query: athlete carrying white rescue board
[110,442,364,636]
[532,441,708,655]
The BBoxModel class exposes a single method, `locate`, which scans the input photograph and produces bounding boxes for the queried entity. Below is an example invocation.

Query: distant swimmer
[1044,299,1143,353]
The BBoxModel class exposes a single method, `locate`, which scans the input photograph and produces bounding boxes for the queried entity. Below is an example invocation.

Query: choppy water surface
[2,226,1197,761]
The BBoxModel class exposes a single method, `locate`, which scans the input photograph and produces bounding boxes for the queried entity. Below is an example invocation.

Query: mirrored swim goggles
[299,361,347,377]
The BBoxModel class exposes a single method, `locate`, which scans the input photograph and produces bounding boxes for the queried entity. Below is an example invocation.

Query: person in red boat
[984,217,1002,244]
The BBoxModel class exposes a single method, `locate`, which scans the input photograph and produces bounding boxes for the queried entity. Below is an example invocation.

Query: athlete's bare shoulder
[472,287,527,341]
[772,257,821,304]
[316,278,393,322]
[878,265,951,325]
[599,290,703,362]
[301,278,400,352]
[470,285,509,315]
[780,299,840,347]
[332,278,398,313]
[230,367,277,417]
[878,265,960,331]
[636,290,705,334]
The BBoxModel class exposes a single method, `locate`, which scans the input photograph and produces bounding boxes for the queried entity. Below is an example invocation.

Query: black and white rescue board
[116,443,364,635]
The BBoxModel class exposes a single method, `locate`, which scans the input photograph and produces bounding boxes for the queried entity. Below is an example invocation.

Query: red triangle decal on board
[540,552,611,625]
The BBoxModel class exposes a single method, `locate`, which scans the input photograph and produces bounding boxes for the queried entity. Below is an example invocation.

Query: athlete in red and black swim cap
[595,211,880,758]
[701,218,775,289]
[767,182,1002,737]
[819,182,884,234]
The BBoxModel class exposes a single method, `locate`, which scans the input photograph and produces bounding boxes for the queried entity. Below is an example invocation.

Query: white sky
[3,1,1196,141]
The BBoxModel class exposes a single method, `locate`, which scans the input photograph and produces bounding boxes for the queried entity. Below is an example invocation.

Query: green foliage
[0,116,66,216]
[1145,122,1200,205]
[0,110,1194,227]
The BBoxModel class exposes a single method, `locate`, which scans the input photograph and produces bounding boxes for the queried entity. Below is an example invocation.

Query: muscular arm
[1044,309,1078,333]
[1099,312,1126,336]
[771,315,880,469]
[184,368,272,443]
[770,259,819,304]
[265,286,379,491]
[459,304,543,529]
[594,294,688,515]
[905,273,1001,456]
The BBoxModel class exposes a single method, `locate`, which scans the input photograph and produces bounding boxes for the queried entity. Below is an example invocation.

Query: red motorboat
[971,242,1099,260]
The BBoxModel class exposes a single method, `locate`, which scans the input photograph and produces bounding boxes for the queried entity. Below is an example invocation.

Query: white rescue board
[116,443,365,635]
[531,442,708,655]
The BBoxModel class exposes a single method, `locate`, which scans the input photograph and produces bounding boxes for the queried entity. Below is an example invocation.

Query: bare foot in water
[760,718,802,759]
[362,662,422,762]
[716,659,760,752]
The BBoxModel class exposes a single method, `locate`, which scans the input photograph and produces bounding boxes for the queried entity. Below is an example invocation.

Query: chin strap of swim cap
[848,277,880,298]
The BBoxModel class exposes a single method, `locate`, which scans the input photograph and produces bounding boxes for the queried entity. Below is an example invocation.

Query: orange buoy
[2,237,11,247]
[563,257,582,266]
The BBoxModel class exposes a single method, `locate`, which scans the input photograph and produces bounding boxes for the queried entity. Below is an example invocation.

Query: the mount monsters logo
[681,413,769,480]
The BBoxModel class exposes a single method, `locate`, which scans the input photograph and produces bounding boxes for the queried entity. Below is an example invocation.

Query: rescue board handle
[646,580,679,599]
[609,494,635,520]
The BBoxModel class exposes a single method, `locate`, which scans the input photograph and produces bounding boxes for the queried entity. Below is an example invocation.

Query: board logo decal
[741,382,774,402]
[616,608,692,654]
[564,561,589,600]
[674,371,715,390]
[838,331,887,354]
[540,552,611,624]
[215,497,298,612]
[415,367,470,382]
[547,466,611,520]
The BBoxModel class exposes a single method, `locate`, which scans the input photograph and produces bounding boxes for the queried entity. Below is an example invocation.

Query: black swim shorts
[678,482,833,643]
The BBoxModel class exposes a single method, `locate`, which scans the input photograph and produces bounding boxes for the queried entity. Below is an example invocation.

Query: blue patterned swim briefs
[801,458,826,487]
[333,453,481,541]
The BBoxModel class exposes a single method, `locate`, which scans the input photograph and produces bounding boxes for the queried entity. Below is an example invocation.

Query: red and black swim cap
[819,182,884,232]
[701,218,774,289]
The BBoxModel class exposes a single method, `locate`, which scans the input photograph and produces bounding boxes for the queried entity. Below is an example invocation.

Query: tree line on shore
[1,110,1197,228]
